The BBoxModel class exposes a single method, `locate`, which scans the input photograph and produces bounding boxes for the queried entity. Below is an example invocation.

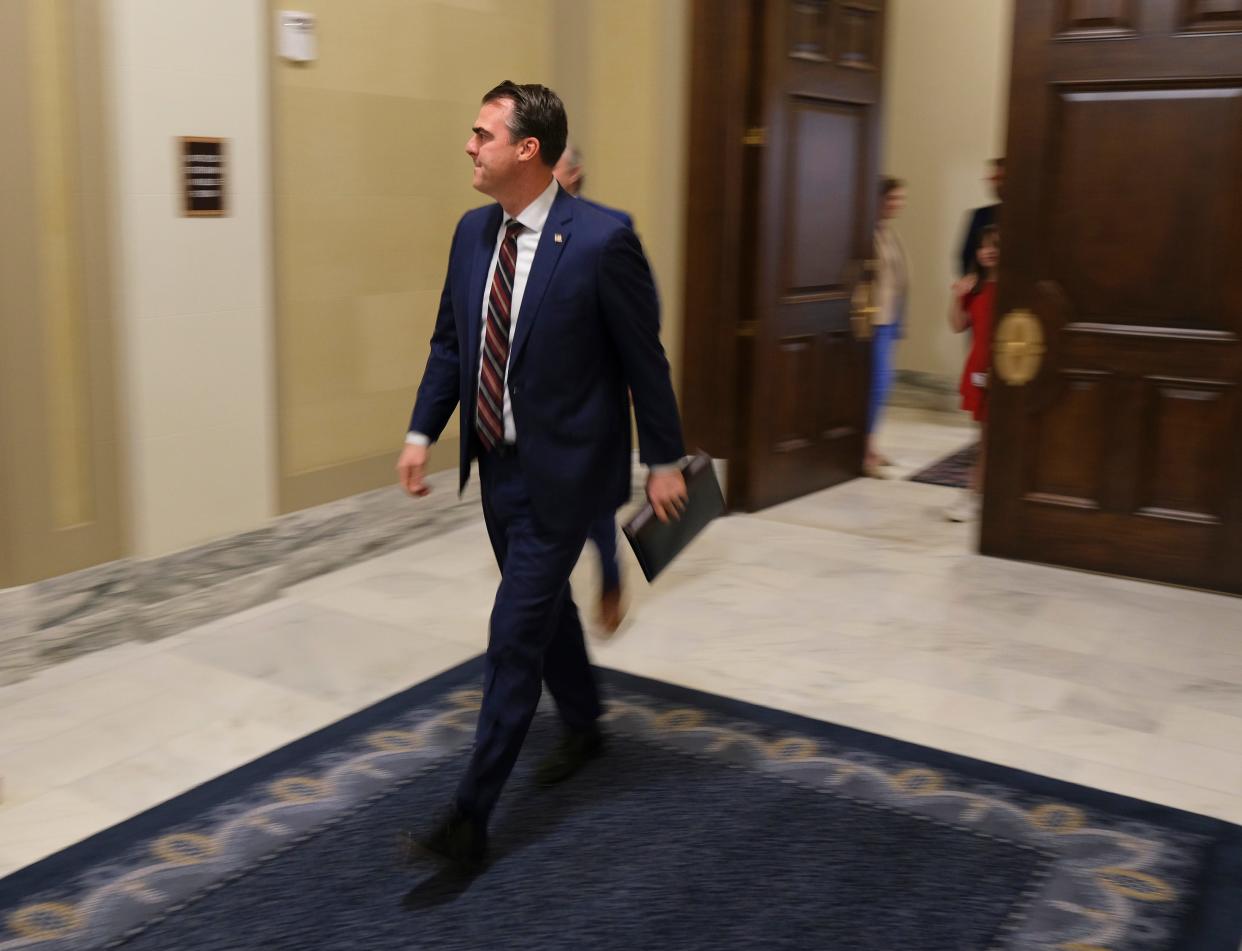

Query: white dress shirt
[407,177,558,448]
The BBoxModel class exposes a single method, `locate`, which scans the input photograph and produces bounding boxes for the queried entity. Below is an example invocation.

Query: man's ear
[517,136,541,164]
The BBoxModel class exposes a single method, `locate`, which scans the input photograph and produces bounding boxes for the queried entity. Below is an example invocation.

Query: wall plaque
[180,136,227,217]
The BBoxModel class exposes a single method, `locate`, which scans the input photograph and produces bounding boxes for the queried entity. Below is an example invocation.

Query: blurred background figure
[554,143,635,232]
[553,142,632,633]
[958,158,1004,276]
[946,224,999,522]
[864,176,909,479]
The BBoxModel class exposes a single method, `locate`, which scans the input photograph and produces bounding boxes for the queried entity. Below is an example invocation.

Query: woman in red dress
[946,225,998,522]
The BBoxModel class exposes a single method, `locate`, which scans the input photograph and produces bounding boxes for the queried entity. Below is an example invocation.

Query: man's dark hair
[481,81,568,168]
[879,176,904,198]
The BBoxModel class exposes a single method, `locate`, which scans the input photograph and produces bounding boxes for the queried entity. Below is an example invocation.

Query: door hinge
[743,126,766,147]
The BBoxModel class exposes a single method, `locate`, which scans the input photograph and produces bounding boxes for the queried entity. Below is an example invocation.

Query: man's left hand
[647,469,688,524]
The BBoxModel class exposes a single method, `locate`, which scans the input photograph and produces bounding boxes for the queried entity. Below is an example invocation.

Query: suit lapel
[465,204,503,411]
[510,187,573,366]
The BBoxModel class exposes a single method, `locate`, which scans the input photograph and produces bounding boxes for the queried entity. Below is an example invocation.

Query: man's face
[553,153,582,196]
[989,163,1005,201]
[466,98,525,196]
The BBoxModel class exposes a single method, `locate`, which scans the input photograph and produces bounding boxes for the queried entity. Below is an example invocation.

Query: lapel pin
[554,233,563,244]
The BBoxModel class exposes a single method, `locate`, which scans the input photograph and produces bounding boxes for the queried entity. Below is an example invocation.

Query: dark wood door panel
[771,336,818,453]
[756,329,865,509]
[818,329,867,441]
[1056,0,1139,37]
[1025,371,1111,507]
[783,98,865,297]
[983,0,1242,595]
[1138,378,1236,521]
[786,0,883,69]
[1021,506,1219,584]
[834,2,883,68]
[1062,327,1241,377]
[775,299,852,338]
[1181,0,1242,31]
[1046,83,1242,331]
[1047,34,1242,76]
[788,0,834,60]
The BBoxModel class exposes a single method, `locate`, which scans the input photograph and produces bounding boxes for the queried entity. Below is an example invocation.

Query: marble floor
[2,407,1242,885]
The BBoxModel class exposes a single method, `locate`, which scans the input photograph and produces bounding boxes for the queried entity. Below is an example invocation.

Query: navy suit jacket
[408,185,684,534]
[578,196,634,232]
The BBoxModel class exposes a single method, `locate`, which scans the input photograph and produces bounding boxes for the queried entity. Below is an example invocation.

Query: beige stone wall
[553,0,690,392]
[107,0,277,557]
[0,0,124,586]
[270,0,557,510]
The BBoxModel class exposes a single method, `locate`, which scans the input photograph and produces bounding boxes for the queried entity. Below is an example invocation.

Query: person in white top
[865,176,910,478]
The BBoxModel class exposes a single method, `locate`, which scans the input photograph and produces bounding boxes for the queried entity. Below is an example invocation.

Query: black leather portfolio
[622,451,724,582]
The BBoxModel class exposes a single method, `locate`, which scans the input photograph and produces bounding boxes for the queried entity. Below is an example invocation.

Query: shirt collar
[509,177,559,236]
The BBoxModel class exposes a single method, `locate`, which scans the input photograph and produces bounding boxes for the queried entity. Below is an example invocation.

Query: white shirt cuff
[405,432,431,447]
[650,462,681,474]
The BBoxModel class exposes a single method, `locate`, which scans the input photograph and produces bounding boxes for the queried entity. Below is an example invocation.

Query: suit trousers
[587,513,620,592]
[455,447,603,822]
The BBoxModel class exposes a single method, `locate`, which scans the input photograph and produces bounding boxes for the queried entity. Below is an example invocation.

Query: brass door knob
[994,309,1045,385]
[850,303,876,341]
[850,259,879,341]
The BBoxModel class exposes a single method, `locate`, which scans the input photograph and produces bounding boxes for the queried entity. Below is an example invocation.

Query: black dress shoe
[535,726,605,786]
[408,806,487,872]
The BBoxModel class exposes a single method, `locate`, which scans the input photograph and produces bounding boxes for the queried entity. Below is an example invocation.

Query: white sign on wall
[278,11,317,63]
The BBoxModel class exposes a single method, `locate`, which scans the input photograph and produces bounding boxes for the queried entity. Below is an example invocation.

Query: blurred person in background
[946,224,999,522]
[396,81,686,873]
[958,158,1004,277]
[553,143,632,634]
[864,176,909,478]
[554,143,634,231]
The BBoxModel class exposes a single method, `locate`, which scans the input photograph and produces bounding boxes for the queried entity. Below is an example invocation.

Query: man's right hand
[397,443,431,497]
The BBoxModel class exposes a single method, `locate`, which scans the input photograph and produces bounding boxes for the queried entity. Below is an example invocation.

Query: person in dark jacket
[958,158,1003,276]
[553,142,635,633]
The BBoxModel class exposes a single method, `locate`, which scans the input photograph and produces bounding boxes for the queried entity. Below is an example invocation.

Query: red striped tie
[477,220,524,450]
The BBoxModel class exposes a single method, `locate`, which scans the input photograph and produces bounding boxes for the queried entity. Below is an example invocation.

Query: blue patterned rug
[909,442,978,489]
[1,659,1240,950]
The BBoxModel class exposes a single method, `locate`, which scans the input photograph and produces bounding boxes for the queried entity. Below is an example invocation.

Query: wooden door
[681,0,886,512]
[982,0,1242,595]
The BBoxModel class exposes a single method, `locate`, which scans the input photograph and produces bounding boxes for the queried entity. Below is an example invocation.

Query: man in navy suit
[396,81,687,871]
[553,143,633,634]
